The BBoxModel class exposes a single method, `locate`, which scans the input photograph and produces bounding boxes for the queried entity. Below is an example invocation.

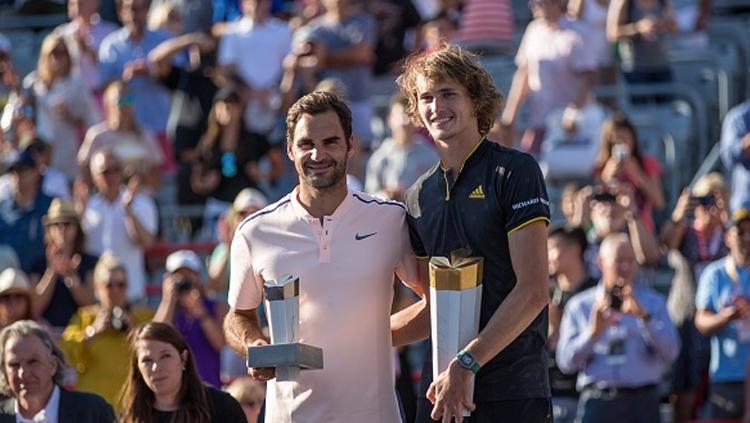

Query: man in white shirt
[79,150,158,301]
[0,320,114,423]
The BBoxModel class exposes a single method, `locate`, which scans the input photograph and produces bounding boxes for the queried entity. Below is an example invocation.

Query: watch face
[459,353,473,366]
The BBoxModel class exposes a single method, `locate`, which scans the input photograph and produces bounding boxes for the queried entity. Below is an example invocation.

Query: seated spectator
[695,207,750,420]
[557,233,679,422]
[192,87,284,238]
[30,199,96,332]
[720,96,750,212]
[0,269,34,330]
[22,33,101,181]
[225,377,265,423]
[0,320,115,422]
[0,139,70,203]
[78,81,164,190]
[606,0,677,85]
[500,0,597,154]
[120,322,246,422]
[154,250,227,388]
[594,112,665,234]
[61,252,153,407]
[364,94,438,201]
[0,150,53,273]
[53,0,118,96]
[79,151,158,302]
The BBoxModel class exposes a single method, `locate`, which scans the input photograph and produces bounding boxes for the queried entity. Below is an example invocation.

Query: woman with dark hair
[30,198,97,332]
[594,112,665,233]
[120,322,246,423]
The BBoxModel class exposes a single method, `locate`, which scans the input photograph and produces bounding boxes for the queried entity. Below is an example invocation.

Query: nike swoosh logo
[355,232,377,241]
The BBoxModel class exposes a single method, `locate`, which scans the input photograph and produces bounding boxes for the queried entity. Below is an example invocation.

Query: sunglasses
[106,280,127,289]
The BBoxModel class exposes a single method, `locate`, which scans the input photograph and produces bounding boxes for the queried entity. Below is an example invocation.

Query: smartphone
[608,285,623,311]
[612,144,630,161]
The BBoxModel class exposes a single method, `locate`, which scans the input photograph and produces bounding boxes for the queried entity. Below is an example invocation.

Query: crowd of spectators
[0,0,747,421]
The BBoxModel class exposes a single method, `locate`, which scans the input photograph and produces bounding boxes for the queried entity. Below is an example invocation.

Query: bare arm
[695,307,735,335]
[607,0,640,41]
[123,205,157,250]
[223,307,267,356]
[567,0,584,19]
[324,42,374,68]
[33,268,58,317]
[659,189,691,249]
[627,213,661,265]
[500,66,530,127]
[147,33,202,78]
[391,259,430,347]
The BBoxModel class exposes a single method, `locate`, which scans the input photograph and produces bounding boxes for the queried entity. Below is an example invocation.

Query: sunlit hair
[286,91,352,145]
[396,44,503,136]
[595,112,645,169]
[119,322,210,423]
[225,377,265,406]
[147,2,180,31]
[599,232,632,262]
[93,251,126,284]
[37,33,71,86]
[0,320,67,396]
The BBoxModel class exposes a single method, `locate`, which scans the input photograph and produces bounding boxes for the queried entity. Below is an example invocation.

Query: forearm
[224,309,266,356]
[67,275,95,306]
[33,268,57,316]
[695,309,733,335]
[391,297,430,347]
[148,34,195,67]
[500,68,529,125]
[124,208,156,249]
[324,44,373,68]
[659,219,686,250]
[627,216,660,265]
[199,315,226,351]
[153,299,177,323]
[635,175,666,210]
[557,331,598,373]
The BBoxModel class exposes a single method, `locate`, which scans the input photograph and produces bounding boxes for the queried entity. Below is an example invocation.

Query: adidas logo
[469,185,485,199]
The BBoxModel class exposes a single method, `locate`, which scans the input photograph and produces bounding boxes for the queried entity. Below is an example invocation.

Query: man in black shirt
[393,45,552,422]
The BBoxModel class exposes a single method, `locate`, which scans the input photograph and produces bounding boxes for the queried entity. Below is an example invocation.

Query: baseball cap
[165,250,204,274]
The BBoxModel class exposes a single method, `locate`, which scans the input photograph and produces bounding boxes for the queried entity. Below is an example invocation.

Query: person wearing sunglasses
[60,252,153,408]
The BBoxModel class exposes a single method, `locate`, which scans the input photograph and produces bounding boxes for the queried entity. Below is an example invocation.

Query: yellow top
[61,305,154,409]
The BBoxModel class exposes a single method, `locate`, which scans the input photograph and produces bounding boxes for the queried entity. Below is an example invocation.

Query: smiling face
[287,111,351,191]
[3,335,58,401]
[415,75,479,145]
[135,339,186,400]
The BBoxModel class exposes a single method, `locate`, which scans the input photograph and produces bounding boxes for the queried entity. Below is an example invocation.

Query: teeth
[433,117,452,123]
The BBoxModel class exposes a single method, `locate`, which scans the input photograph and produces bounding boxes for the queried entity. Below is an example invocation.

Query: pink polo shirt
[229,187,418,423]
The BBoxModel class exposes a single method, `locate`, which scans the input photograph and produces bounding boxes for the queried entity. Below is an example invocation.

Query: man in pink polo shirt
[224,91,422,423]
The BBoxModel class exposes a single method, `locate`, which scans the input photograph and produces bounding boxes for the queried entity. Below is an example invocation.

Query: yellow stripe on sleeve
[507,216,550,235]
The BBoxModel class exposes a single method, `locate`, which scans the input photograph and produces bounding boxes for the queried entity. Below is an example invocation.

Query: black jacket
[0,386,115,423]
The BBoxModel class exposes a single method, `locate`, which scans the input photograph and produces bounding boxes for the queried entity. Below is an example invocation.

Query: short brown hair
[286,91,352,144]
[397,44,503,136]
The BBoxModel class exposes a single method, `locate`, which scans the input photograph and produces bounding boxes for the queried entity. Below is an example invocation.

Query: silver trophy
[246,275,323,382]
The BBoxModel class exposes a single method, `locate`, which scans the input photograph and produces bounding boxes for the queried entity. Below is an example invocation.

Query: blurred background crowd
[0,0,749,421]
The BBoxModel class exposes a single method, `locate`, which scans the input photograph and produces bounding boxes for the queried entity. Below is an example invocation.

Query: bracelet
[64,277,77,289]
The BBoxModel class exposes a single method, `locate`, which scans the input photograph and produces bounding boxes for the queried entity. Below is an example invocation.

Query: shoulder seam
[236,199,291,231]
[351,192,405,210]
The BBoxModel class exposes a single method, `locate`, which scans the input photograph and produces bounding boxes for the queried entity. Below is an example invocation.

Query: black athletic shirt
[404,139,551,402]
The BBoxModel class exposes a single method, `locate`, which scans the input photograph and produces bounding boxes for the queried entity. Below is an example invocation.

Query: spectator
[364,94,438,201]
[30,199,96,332]
[568,0,616,88]
[61,253,153,407]
[720,95,750,212]
[225,377,265,423]
[594,112,665,234]
[0,269,34,330]
[557,233,679,422]
[78,81,165,189]
[500,0,597,154]
[606,0,677,85]
[98,0,174,169]
[0,320,115,422]
[120,322,246,422]
[695,207,750,420]
[547,224,597,423]
[0,35,19,111]
[79,151,158,302]
[218,0,292,137]
[368,0,422,79]
[23,33,102,181]
[156,0,213,34]
[0,150,53,274]
[191,87,284,238]
[456,0,515,55]
[0,139,71,202]
[419,11,458,54]
[148,2,184,36]
[153,250,227,388]
[53,0,118,95]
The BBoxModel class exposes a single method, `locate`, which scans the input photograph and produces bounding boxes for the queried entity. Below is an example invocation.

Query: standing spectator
[0,320,115,422]
[148,2,184,36]
[154,250,227,388]
[607,0,677,85]
[0,150,53,274]
[568,0,616,88]
[98,0,174,170]
[557,233,679,423]
[29,199,96,332]
[61,253,153,407]
[218,0,292,137]
[594,112,665,234]
[500,0,597,154]
[720,96,750,212]
[120,322,246,422]
[79,151,157,302]
[54,0,118,96]
[23,33,102,181]
[0,269,34,330]
[456,0,515,54]
[364,94,438,201]
[368,0,422,80]
[695,207,750,420]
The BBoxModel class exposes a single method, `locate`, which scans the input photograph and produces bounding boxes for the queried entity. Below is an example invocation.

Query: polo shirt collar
[289,185,354,222]
[438,137,487,175]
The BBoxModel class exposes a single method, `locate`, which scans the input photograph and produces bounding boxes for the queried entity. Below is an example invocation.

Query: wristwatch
[456,350,481,374]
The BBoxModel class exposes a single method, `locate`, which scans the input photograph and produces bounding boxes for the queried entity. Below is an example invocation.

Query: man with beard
[224,91,421,423]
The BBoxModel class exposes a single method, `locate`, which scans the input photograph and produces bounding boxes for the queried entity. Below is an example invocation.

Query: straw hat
[43,198,79,226]
[0,268,32,297]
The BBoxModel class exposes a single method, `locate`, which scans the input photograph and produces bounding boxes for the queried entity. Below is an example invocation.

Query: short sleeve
[132,195,158,235]
[395,215,419,290]
[500,153,550,234]
[696,264,718,312]
[228,229,263,309]
[217,32,236,66]
[569,26,598,72]
[97,36,120,87]
[404,195,427,258]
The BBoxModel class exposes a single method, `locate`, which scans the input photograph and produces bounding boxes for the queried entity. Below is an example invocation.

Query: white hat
[0,268,32,296]
[232,188,268,212]
[165,250,203,274]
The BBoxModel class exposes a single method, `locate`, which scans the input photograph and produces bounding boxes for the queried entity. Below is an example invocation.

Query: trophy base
[247,343,324,370]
